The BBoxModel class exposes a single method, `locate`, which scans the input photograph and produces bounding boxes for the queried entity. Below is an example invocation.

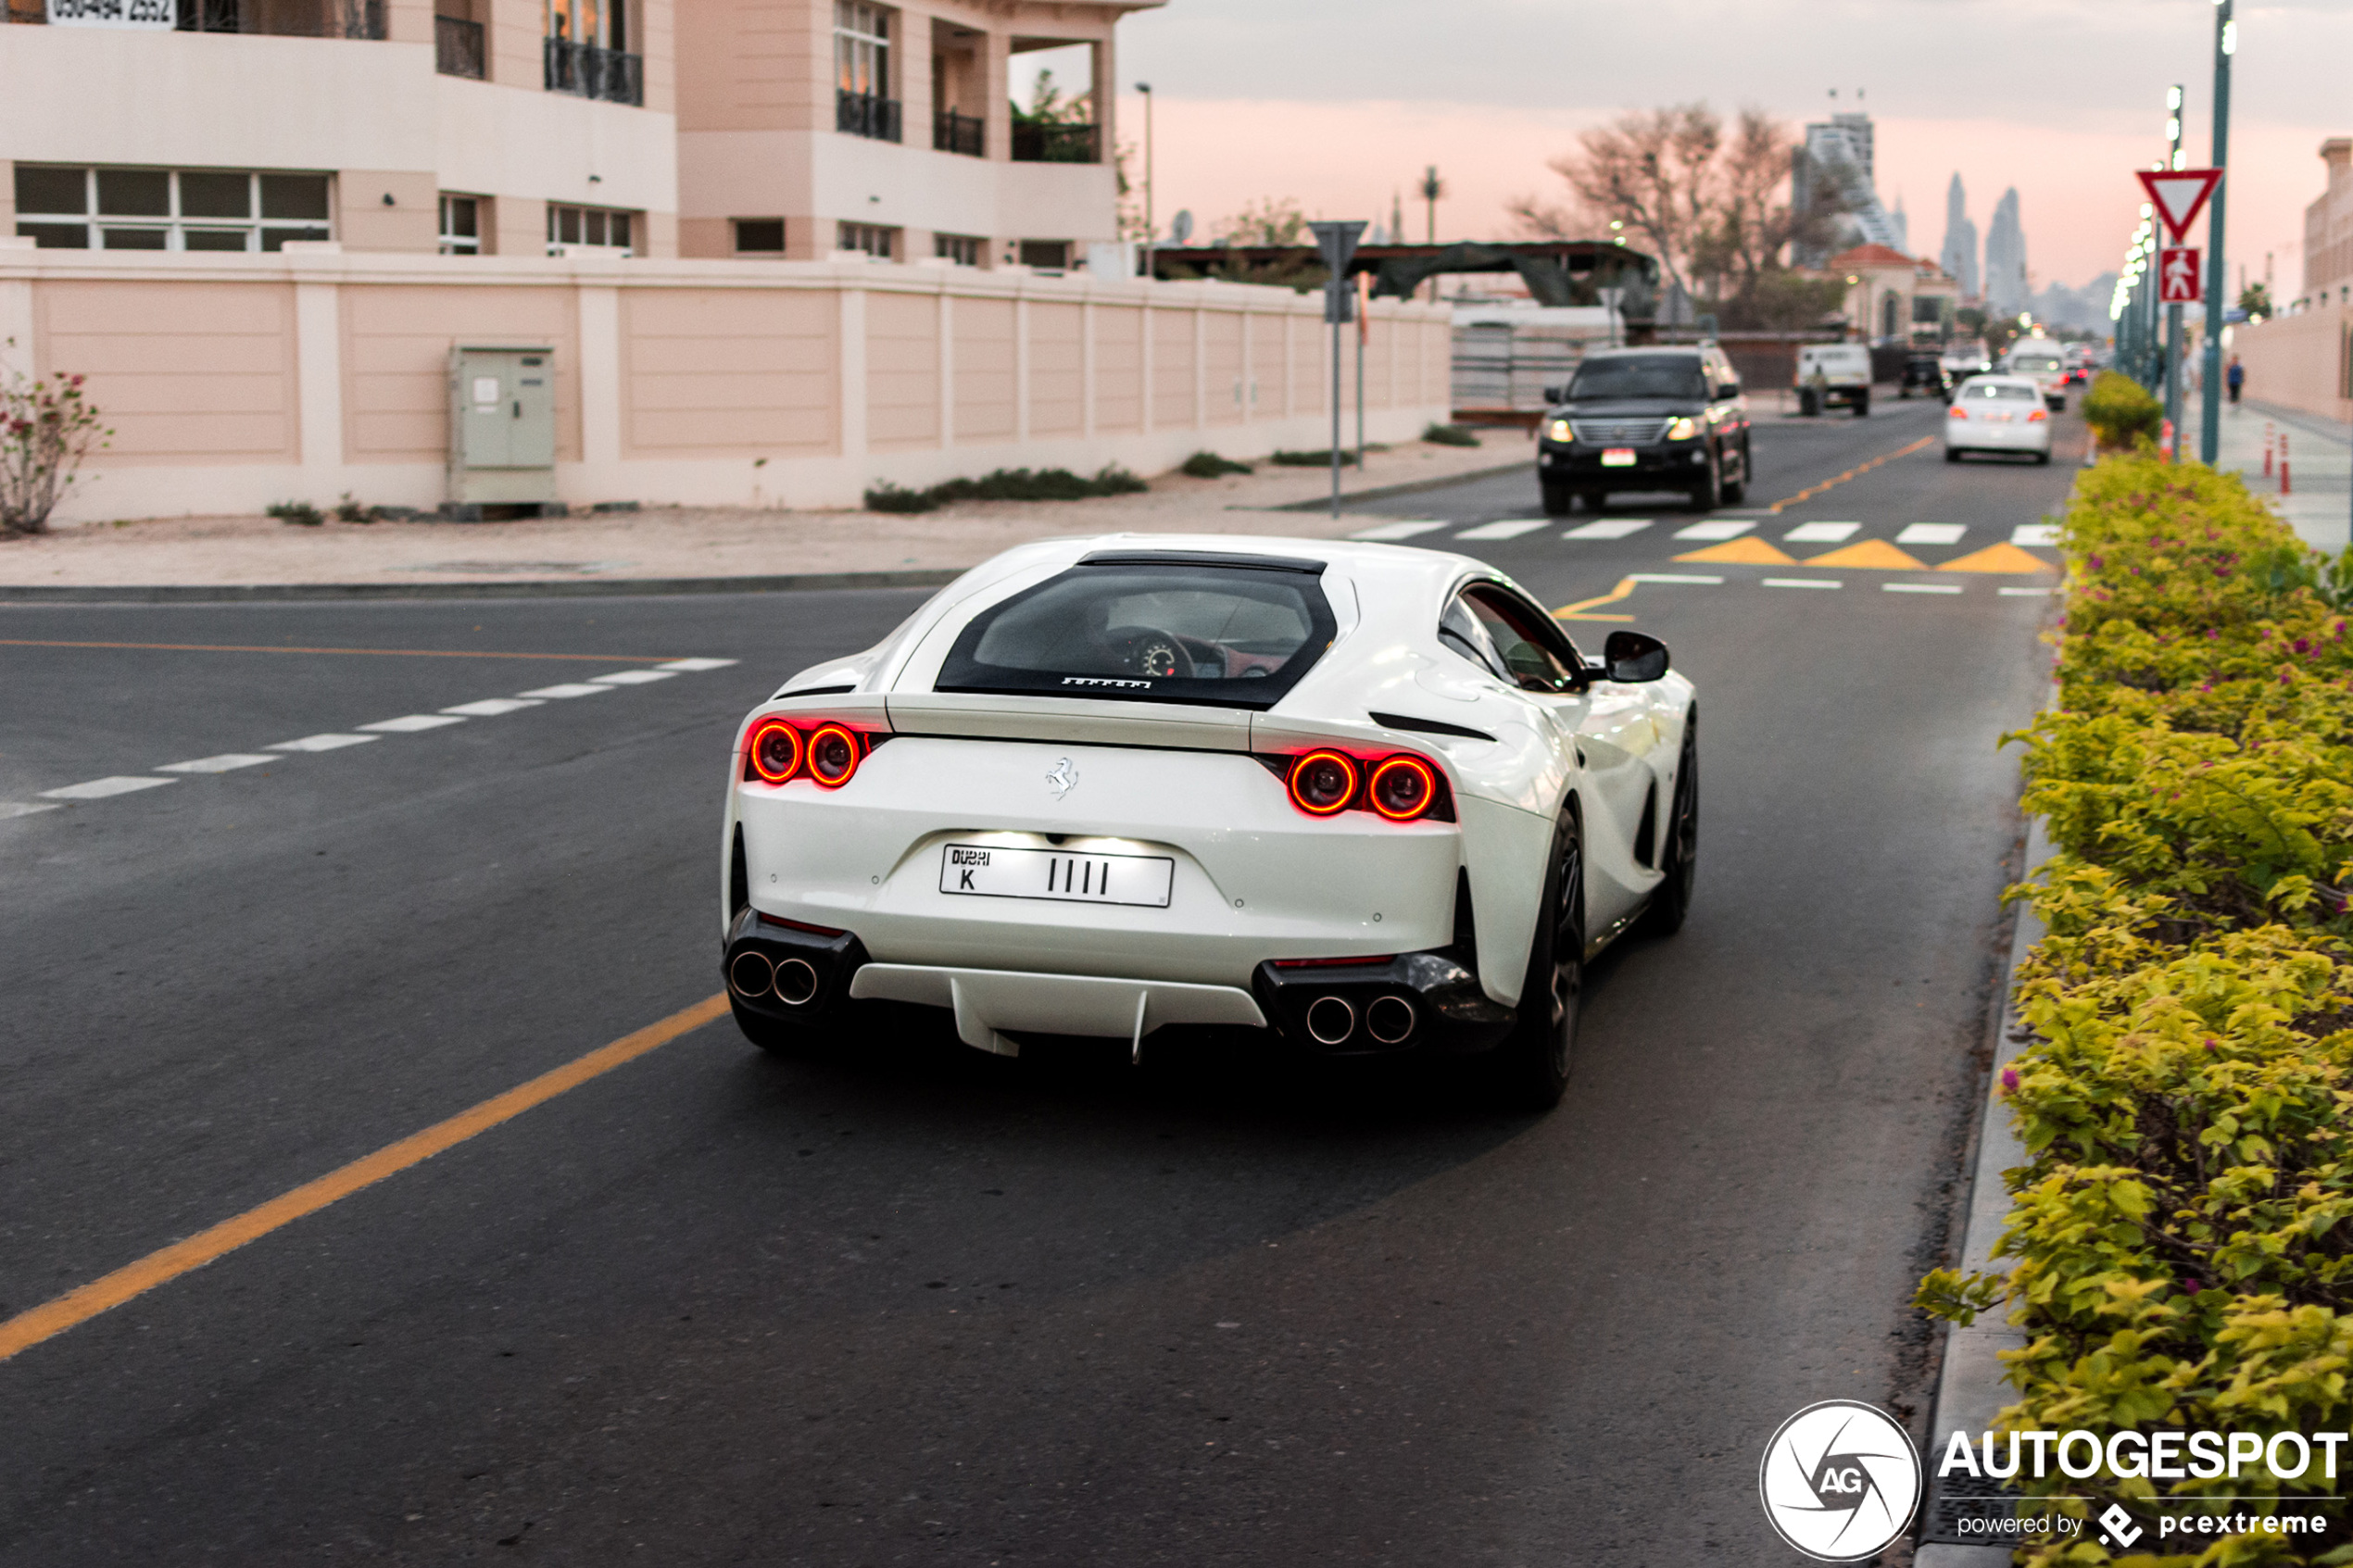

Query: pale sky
[1114,0,2348,296]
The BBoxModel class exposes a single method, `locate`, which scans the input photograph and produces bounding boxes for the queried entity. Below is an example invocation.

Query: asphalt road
[0,393,2079,1565]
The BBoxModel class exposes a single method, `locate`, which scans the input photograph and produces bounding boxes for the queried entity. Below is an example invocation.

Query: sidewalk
[0,435,1526,593]
[2216,398,2351,550]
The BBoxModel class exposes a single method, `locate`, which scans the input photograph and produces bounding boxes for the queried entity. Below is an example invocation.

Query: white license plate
[1601,448,1638,467]
[938,843,1174,908]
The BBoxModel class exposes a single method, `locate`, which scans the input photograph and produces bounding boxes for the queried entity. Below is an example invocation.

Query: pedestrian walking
[2227,355,2244,406]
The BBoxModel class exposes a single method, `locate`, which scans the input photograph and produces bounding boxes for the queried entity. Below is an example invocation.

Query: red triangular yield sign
[2137,169,2223,243]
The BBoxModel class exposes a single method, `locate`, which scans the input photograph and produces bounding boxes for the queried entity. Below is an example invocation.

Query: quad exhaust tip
[1305,996,1356,1047]
[1365,995,1417,1046]
[728,949,774,998]
[773,957,820,1006]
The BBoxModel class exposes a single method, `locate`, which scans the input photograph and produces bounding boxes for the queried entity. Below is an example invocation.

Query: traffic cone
[2159,419,2174,461]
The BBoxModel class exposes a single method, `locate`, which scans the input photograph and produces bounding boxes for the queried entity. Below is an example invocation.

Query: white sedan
[1944,376,2054,464]
[718,535,1698,1110]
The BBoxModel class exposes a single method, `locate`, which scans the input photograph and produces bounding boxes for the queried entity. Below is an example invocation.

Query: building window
[935,232,981,267]
[834,1,900,142]
[439,194,483,255]
[837,222,896,260]
[734,218,786,255]
[1017,239,1070,271]
[545,0,641,104]
[547,204,635,256]
[13,165,332,251]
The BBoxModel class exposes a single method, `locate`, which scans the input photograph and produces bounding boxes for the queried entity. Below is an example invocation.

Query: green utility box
[447,345,558,508]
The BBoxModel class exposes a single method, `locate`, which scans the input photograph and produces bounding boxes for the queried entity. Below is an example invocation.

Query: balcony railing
[1010,119,1099,164]
[544,36,642,105]
[435,14,483,78]
[836,90,902,144]
[933,109,984,157]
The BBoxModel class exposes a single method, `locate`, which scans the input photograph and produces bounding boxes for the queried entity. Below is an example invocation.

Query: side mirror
[1717,382,1742,400]
[1541,383,1565,405]
[1603,630,1669,683]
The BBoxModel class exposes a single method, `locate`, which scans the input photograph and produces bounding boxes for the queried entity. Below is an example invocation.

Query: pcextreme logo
[1759,1400,1922,1562]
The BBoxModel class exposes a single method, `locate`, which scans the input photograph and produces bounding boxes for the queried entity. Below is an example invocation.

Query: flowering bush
[0,345,110,535]
[1916,456,2353,1564]
[2082,371,2165,455]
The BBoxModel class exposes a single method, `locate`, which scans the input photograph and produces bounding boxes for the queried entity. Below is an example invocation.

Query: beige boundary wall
[2232,306,2353,426]
[0,243,1452,523]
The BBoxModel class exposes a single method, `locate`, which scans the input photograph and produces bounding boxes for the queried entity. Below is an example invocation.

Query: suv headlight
[1663,417,1698,441]
[1546,418,1572,442]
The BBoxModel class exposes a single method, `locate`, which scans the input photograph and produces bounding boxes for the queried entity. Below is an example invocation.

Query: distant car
[1898,353,1953,402]
[1944,375,2052,464]
[719,535,1700,1110]
[2063,344,2095,385]
[1535,345,1752,515]
[1940,345,1992,382]
[2000,343,2070,412]
[1793,342,1871,417]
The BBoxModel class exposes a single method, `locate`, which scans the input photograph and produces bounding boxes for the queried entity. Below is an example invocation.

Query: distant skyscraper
[1890,194,1908,255]
[1940,174,1981,298]
[1983,188,2028,316]
[1791,111,1904,267]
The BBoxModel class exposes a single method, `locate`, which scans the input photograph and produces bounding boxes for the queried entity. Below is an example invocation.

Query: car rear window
[1567,355,1707,400]
[1962,382,2038,401]
[936,559,1338,709]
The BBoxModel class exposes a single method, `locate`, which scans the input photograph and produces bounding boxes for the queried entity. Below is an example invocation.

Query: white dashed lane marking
[1453,519,1551,541]
[1999,586,2055,596]
[1348,520,1450,542]
[15,659,741,818]
[1762,578,1842,590]
[1782,521,1860,543]
[1673,521,1755,541]
[360,715,470,733]
[1629,573,1724,585]
[1884,583,1965,595]
[156,754,278,773]
[42,776,176,800]
[443,697,544,716]
[1563,520,1653,540]
[1896,523,1969,546]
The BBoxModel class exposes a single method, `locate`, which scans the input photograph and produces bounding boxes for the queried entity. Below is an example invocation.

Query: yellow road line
[0,992,732,1365]
[1765,435,1937,513]
[1554,576,1639,621]
[0,639,684,661]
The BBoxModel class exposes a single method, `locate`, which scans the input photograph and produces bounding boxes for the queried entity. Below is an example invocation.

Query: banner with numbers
[46,0,177,28]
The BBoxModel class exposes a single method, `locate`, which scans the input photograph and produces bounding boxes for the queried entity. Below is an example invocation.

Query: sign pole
[1308,220,1366,519]
[2200,0,2233,466]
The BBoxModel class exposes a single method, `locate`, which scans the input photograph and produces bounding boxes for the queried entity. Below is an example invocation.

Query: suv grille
[1570,417,1670,445]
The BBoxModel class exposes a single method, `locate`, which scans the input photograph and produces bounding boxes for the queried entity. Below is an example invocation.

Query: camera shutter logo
[1758,1400,1921,1562]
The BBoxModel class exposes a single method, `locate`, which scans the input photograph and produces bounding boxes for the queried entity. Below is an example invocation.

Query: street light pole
[2164,85,2185,459]
[1134,82,1153,265]
[2199,0,2233,465]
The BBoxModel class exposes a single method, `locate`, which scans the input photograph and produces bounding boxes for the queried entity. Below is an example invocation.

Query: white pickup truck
[1794,343,1871,418]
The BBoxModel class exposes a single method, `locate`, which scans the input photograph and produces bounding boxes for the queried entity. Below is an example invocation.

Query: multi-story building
[1,0,1149,268]
[1827,244,1959,345]
[2299,137,2353,311]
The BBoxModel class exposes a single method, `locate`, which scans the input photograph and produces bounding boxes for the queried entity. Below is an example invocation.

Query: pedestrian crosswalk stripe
[1349,520,1449,541]
[157,754,279,773]
[1673,520,1755,541]
[1782,521,1860,543]
[1896,523,1968,546]
[1562,519,1653,539]
[2011,523,2060,546]
[1454,519,1551,541]
[40,776,177,800]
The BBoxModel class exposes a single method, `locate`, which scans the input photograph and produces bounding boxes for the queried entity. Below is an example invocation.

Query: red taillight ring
[1367,754,1440,822]
[748,719,801,784]
[1288,749,1358,816]
[807,723,861,788]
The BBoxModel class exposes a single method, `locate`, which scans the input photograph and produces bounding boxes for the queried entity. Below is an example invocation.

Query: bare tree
[1212,196,1310,248]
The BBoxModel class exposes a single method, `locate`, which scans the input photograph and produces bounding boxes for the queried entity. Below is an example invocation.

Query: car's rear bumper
[1944,421,2051,452]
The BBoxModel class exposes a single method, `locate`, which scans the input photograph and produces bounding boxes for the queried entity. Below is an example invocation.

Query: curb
[1914,813,2049,1568]
[1267,457,1528,512]
[0,567,966,605]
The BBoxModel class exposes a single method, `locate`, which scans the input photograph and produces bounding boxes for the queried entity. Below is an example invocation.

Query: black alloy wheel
[1541,475,1575,516]
[1641,713,1699,936]
[1721,439,1749,505]
[1491,810,1583,1111]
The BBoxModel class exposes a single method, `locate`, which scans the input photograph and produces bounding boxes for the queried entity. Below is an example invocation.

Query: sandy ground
[0,437,1525,587]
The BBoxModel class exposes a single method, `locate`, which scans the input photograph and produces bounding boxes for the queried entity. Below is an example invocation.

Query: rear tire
[1853,391,1870,418]
[1642,716,1698,936]
[2034,451,2051,465]
[1490,811,1582,1112]
[1944,447,1961,464]
[1687,454,1721,512]
[1541,476,1575,516]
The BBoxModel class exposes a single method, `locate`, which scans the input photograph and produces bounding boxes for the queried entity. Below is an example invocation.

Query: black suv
[1536,345,1752,515]
[1899,353,1953,402]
